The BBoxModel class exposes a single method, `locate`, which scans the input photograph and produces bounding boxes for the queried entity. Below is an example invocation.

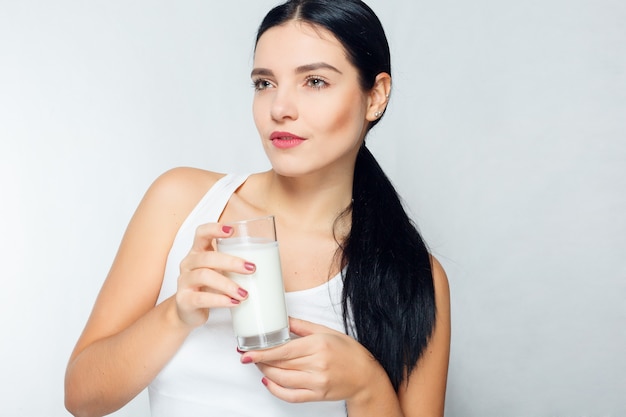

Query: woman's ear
[366,72,392,121]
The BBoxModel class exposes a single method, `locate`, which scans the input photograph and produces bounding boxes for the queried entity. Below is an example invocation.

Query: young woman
[65,1,450,416]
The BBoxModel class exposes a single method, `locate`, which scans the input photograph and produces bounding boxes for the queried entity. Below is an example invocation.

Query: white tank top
[149,173,349,416]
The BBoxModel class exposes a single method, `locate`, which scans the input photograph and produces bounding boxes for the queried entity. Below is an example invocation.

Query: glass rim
[216,214,277,244]
[221,214,275,226]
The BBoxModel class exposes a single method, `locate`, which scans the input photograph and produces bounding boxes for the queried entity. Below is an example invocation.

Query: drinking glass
[216,215,290,351]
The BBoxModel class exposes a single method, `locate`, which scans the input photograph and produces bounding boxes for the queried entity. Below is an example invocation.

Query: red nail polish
[230,298,240,305]
[238,288,248,298]
[222,225,233,233]
[241,356,253,364]
[244,262,256,272]
[261,377,268,386]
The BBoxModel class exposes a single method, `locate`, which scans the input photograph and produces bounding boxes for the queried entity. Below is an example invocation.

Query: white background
[1,0,624,416]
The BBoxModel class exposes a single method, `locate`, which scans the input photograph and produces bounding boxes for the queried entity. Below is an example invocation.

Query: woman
[65,0,450,416]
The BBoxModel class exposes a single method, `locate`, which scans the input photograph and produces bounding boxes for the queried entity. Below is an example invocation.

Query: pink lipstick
[270,131,306,149]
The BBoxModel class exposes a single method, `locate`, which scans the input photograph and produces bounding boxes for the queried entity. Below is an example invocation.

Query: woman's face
[252,21,373,179]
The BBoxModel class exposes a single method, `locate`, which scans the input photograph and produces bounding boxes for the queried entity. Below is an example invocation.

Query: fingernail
[244,262,256,272]
[241,356,253,364]
[237,288,248,298]
[230,298,240,305]
[261,377,268,386]
[222,225,233,233]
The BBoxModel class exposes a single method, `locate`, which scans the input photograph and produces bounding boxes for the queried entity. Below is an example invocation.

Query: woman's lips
[270,131,306,149]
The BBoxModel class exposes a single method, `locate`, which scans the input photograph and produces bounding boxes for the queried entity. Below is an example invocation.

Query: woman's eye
[252,79,273,91]
[306,77,328,89]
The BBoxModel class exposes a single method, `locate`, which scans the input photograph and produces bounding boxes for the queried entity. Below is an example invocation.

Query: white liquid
[218,239,288,338]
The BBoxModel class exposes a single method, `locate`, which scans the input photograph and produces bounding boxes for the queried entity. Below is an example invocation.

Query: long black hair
[256,0,436,391]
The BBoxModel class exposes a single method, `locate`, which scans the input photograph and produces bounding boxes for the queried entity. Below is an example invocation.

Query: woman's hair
[256,0,436,391]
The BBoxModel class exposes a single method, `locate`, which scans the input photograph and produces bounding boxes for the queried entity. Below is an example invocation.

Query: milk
[217,238,289,347]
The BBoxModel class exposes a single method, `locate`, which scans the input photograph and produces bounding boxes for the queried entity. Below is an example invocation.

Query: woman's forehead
[253,21,353,72]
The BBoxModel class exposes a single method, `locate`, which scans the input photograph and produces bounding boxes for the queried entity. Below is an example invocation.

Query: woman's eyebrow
[295,62,342,74]
[251,68,273,77]
[251,62,342,78]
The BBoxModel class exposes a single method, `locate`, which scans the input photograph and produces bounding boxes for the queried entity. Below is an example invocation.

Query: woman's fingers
[179,268,245,300]
[240,319,342,366]
[259,375,316,403]
[181,248,255,276]
[189,222,232,251]
[287,317,340,337]
[175,222,255,327]
[254,351,338,403]
[179,253,253,301]
[177,283,242,309]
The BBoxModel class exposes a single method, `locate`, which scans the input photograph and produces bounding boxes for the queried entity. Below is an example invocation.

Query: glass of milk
[216,215,290,351]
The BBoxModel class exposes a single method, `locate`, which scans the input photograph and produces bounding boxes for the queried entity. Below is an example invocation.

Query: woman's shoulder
[137,167,227,228]
[429,256,451,324]
[154,166,225,186]
[429,256,447,280]
[149,167,225,202]
[430,256,450,300]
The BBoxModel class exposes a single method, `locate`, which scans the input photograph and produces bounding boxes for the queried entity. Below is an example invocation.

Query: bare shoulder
[147,167,225,207]
[137,168,225,224]
[153,166,224,187]
[430,256,450,301]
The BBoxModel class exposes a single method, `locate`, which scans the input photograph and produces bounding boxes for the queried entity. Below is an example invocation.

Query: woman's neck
[260,169,353,234]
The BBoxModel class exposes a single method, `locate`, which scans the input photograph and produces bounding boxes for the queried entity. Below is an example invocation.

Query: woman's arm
[64,168,251,417]
[397,256,451,416]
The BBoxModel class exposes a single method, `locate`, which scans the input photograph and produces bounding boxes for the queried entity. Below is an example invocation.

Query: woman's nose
[270,87,298,122]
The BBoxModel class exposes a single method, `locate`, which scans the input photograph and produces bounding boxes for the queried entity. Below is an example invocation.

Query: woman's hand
[239,317,383,404]
[175,223,254,328]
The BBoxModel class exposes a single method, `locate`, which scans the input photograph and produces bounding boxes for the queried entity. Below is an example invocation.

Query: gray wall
[1,0,624,416]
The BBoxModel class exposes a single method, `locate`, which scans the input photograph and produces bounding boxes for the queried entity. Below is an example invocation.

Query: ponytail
[339,144,436,391]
